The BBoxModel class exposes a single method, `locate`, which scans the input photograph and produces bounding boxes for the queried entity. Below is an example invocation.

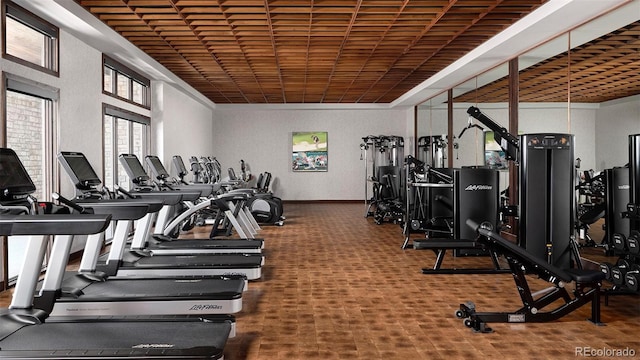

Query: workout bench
[457,219,605,333]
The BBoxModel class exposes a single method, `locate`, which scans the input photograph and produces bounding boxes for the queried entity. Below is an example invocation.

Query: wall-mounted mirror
[416,92,448,168]
[569,16,640,171]
[450,63,510,170]
[515,11,640,172]
[417,6,639,172]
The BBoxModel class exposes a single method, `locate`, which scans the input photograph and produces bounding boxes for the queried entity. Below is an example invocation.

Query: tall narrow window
[102,105,150,191]
[5,91,52,200]
[116,72,130,100]
[132,81,144,105]
[2,0,59,75]
[3,75,58,283]
[104,65,114,93]
[116,118,131,187]
[103,115,114,189]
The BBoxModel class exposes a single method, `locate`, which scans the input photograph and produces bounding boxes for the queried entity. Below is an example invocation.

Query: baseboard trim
[283,200,362,204]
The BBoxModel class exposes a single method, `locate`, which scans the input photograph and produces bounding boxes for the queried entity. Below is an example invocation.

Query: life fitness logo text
[465,184,493,191]
[132,344,175,349]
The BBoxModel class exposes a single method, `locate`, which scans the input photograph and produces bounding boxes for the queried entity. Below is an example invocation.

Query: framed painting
[292,131,328,172]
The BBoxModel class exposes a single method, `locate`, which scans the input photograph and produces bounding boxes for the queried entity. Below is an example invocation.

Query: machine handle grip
[114,184,137,199]
[52,192,90,214]
[466,218,494,236]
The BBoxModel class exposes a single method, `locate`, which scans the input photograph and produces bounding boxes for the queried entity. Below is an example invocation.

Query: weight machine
[416,135,448,168]
[452,107,609,332]
[600,134,640,295]
[402,158,505,274]
[467,106,581,269]
[360,135,405,223]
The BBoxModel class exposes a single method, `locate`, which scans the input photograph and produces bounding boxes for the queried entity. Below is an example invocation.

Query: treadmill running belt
[0,320,229,358]
[154,239,263,250]
[73,277,244,299]
[133,254,263,268]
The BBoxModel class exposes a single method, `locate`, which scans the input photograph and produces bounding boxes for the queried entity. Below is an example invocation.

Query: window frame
[1,72,60,290]
[102,55,151,109]
[1,0,59,77]
[102,103,150,191]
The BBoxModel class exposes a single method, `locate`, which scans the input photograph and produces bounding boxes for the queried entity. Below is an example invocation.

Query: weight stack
[428,168,454,224]
[630,134,640,233]
[519,134,575,269]
[605,167,630,247]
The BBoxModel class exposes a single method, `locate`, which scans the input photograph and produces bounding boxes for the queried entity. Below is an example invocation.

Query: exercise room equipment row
[0,148,279,358]
[365,106,638,332]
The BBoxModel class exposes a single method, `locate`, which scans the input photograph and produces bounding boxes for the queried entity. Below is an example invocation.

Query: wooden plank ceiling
[75,0,548,104]
[455,21,640,103]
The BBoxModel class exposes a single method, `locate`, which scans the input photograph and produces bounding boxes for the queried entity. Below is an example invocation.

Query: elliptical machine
[233,160,285,226]
[245,172,285,226]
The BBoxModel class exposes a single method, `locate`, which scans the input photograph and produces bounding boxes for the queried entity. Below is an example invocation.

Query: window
[103,55,150,108]
[103,104,150,191]
[3,74,59,285]
[2,0,59,75]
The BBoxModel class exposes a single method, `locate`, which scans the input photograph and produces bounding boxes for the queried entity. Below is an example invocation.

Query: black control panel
[525,134,572,150]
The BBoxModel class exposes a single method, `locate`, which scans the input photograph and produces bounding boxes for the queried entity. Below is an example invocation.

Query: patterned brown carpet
[1,202,638,359]
[223,203,639,359]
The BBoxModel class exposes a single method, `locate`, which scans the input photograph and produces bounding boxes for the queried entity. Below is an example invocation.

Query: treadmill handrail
[0,214,111,236]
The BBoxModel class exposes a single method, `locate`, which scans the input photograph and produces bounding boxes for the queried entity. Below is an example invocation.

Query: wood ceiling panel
[454,21,640,104]
[73,0,639,104]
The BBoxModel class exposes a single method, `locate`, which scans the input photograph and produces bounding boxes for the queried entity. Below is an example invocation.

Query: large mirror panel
[416,92,449,167]
[515,10,640,173]
[450,63,510,170]
[417,6,639,173]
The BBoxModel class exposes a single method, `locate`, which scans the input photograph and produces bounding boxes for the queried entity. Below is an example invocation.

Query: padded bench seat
[456,220,605,333]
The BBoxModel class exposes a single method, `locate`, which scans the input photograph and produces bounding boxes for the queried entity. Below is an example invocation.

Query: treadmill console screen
[58,152,102,189]
[119,154,149,183]
[173,155,188,176]
[145,155,170,180]
[0,148,36,200]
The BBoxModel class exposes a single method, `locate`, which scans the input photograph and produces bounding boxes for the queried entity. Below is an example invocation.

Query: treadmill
[35,156,246,317]
[0,148,232,359]
[146,155,264,232]
[123,153,264,254]
[58,152,264,255]
[142,154,262,240]
[59,151,264,280]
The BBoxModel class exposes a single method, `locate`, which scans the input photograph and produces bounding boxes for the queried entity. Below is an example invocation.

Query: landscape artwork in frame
[292,132,328,172]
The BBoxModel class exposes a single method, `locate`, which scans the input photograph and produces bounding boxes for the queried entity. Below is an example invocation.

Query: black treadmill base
[0,318,230,359]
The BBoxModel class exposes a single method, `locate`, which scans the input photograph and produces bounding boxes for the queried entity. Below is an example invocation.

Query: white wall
[57,31,104,195]
[151,82,214,176]
[211,108,411,200]
[595,95,640,170]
